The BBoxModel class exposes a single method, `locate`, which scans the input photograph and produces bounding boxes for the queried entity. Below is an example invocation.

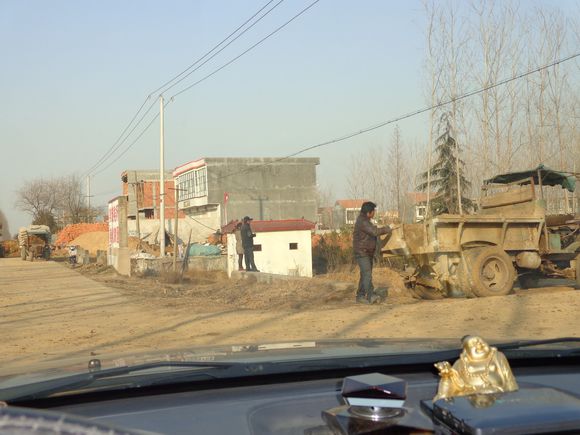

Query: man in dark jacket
[241,216,259,272]
[353,201,391,303]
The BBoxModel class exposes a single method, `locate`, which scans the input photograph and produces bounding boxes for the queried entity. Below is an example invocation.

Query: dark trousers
[238,254,244,270]
[356,255,373,299]
[244,247,257,271]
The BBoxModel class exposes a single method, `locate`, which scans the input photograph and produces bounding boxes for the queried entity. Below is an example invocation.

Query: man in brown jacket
[353,201,391,303]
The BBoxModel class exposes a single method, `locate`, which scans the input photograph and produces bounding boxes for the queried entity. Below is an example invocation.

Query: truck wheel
[456,256,476,298]
[468,247,515,297]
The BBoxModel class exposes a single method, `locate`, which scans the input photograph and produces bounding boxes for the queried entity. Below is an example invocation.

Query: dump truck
[381,165,579,299]
[18,225,51,261]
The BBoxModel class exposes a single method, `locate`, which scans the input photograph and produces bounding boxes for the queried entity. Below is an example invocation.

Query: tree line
[15,174,101,232]
[348,0,579,219]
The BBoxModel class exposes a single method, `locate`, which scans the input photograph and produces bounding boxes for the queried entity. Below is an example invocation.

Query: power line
[152,0,286,96]
[85,98,158,177]
[171,0,321,99]
[84,0,286,178]
[213,52,580,181]
[82,96,152,178]
[93,110,161,176]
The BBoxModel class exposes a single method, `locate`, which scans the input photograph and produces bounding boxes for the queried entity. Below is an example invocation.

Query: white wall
[227,230,312,277]
[257,230,312,277]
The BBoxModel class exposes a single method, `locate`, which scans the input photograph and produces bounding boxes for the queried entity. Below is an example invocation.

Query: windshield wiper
[0,360,238,403]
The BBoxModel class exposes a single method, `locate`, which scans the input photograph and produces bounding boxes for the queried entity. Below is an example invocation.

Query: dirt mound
[70,231,108,255]
[83,266,411,311]
[56,223,108,246]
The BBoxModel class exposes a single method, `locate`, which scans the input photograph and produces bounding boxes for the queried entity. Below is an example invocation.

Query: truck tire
[454,251,479,298]
[468,247,515,297]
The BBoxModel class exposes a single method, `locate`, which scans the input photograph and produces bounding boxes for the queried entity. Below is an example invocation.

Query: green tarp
[485,164,576,192]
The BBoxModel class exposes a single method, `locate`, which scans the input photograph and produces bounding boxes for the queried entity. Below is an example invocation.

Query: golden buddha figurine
[434,336,518,401]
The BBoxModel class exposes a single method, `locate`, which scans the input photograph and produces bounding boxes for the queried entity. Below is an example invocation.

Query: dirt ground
[1,258,579,375]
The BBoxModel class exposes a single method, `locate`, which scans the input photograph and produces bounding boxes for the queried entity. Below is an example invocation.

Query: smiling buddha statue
[434,336,519,401]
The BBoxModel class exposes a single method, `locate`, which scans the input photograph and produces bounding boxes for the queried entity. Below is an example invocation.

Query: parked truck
[381,165,579,299]
[18,225,51,261]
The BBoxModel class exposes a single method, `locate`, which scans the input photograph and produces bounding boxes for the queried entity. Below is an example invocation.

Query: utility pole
[159,95,166,257]
[86,175,91,223]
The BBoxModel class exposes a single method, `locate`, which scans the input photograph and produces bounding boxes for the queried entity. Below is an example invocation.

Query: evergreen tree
[419,113,474,215]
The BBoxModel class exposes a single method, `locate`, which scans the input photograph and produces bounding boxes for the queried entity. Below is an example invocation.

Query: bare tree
[389,125,404,219]
[15,178,58,224]
[56,174,88,224]
[316,183,335,208]
[16,174,97,229]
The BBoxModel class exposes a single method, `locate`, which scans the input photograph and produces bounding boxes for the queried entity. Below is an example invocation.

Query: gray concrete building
[173,157,320,233]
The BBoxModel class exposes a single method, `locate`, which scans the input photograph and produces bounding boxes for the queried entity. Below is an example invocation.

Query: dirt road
[1,258,579,375]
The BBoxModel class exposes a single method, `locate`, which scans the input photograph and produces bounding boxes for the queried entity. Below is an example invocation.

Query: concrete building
[173,157,320,242]
[121,170,182,220]
[121,170,187,245]
[224,219,316,277]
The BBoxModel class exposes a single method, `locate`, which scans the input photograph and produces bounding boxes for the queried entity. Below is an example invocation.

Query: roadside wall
[108,196,130,276]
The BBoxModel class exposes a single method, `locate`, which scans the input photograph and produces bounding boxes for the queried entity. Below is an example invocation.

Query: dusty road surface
[1,257,579,374]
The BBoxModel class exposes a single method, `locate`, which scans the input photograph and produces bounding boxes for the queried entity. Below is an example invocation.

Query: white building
[224,219,315,278]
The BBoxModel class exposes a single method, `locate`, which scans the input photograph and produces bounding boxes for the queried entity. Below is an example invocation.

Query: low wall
[131,255,226,275]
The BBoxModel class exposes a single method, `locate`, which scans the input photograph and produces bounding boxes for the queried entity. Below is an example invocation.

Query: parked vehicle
[18,225,51,261]
[382,165,579,299]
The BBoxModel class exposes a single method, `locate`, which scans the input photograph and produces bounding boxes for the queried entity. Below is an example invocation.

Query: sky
[0,0,578,238]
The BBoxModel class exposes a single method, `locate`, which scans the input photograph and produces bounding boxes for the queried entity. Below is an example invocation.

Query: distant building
[406,192,432,222]
[316,207,334,230]
[173,157,320,241]
[121,170,182,220]
[121,170,185,243]
[223,219,316,277]
[333,199,369,228]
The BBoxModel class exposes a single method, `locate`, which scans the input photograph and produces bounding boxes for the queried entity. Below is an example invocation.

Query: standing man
[353,201,391,304]
[241,216,259,272]
[234,221,244,271]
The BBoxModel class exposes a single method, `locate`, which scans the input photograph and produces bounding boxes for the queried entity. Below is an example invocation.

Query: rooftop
[335,199,369,209]
[173,157,320,177]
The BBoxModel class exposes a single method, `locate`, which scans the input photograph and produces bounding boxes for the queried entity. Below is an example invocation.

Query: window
[289,243,298,250]
[346,209,357,224]
[177,166,208,200]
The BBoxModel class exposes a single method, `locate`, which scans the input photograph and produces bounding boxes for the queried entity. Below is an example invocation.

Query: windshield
[0,0,579,390]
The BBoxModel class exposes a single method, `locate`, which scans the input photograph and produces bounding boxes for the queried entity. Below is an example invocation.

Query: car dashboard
[5,358,578,435]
